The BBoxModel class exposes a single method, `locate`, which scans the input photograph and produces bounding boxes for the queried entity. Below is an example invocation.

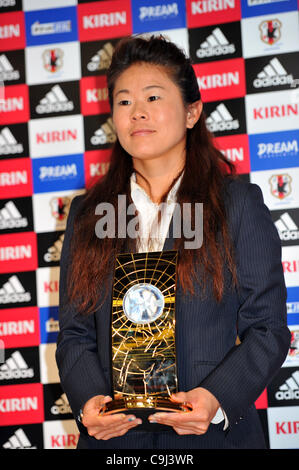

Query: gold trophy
[99,250,192,428]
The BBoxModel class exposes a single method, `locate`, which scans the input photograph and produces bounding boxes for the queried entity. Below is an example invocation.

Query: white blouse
[130,171,183,253]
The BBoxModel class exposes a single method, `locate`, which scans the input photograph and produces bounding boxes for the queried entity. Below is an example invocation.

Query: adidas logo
[2,428,36,449]
[0,350,34,381]
[91,117,116,145]
[275,370,299,400]
[275,212,299,241]
[87,42,114,72]
[0,275,31,304]
[0,200,28,230]
[196,27,235,59]
[0,127,23,155]
[35,85,74,114]
[51,393,71,415]
[253,57,293,88]
[206,103,239,132]
[44,233,64,263]
[0,54,20,81]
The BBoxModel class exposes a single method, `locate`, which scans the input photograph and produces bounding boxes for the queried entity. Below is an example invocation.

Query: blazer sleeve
[55,195,110,424]
[199,182,291,426]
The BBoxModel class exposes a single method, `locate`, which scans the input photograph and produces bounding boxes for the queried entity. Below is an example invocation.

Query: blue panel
[39,306,59,344]
[249,130,299,171]
[287,286,299,325]
[241,0,298,18]
[32,154,85,193]
[131,0,186,33]
[25,6,78,46]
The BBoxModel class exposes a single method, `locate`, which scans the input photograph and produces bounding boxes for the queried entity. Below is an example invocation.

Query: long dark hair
[66,34,239,315]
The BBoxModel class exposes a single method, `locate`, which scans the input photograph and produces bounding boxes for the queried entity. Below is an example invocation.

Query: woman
[56,34,290,449]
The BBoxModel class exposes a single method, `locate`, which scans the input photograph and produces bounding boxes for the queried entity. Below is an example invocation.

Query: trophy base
[99,396,192,432]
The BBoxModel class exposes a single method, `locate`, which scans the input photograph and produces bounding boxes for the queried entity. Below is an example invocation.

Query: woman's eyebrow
[114,85,165,97]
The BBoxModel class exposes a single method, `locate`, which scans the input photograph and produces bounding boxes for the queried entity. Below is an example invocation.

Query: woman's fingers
[83,410,127,428]
[93,418,142,440]
[81,396,143,440]
[87,415,142,440]
[148,409,210,435]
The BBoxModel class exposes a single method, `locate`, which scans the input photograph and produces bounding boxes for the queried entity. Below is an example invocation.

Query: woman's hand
[81,395,142,440]
[148,387,220,435]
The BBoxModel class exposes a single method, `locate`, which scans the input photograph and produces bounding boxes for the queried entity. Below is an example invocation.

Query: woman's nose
[131,103,148,120]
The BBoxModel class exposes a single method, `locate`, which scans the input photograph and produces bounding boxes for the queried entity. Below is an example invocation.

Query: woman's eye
[118,100,131,106]
[117,96,160,105]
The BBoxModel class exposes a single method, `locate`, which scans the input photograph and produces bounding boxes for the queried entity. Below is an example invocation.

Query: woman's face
[111,62,196,166]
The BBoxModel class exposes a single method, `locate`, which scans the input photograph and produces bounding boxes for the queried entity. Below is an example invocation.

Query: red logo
[282,259,299,274]
[253,104,298,120]
[259,19,282,45]
[276,421,299,435]
[43,279,59,296]
[186,0,241,28]
[42,48,64,73]
[0,84,29,125]
[269,173,292,200]
[0,306,40,349]
[193,58,245,102]
[0,158,32,199]
[0,232,37,274]
[35,129,78,145]
[78,0,132,41]
[50,433,80,449]
[0,11,26,51]
[213,134,250,174]
[80,76,110,116]
[0,383,44,426]
[49,196,71,223]
[84,149,111,189]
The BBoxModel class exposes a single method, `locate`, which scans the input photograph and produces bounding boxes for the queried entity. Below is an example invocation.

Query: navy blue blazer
[56,177,290,449]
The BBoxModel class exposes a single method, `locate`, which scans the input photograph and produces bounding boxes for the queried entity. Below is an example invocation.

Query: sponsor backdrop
[0,0,298,450]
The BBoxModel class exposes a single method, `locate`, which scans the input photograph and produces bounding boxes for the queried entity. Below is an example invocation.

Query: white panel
[241,11,299,59]
[25,42,81,85]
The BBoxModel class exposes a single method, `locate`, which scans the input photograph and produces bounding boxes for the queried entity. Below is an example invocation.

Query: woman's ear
[186,100,203,129]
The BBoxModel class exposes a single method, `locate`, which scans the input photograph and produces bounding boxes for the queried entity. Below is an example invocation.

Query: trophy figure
[99,250,192,427]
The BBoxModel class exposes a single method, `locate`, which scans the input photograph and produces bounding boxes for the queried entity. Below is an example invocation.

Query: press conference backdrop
[0,0,298,450]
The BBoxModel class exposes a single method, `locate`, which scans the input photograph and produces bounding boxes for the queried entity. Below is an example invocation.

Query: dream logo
[249,130,299,171]
[132,0,186,33]
[139,2,179,21]
[32,154,84,193]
